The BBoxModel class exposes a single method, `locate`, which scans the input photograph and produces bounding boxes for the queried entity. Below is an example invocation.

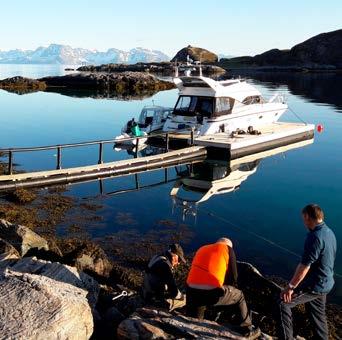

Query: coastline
[0,187,340,339]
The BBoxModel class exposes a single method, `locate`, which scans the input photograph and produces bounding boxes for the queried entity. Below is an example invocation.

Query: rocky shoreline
[0,200,340,340]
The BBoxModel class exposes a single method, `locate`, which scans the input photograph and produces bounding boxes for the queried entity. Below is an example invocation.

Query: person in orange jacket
[186,237,260,339]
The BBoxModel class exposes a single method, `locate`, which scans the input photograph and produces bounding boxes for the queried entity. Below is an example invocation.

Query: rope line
[199,207,342,279]
[288,106,307,125]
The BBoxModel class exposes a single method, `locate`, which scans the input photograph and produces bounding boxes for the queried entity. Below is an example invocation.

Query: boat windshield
[173,96,214,117]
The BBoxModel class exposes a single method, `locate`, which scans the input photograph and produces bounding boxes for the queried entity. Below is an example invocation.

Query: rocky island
[0,72,175,98]
[219,29,342,72]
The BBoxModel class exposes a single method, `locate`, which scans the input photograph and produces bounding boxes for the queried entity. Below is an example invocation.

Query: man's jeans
[187,285,252,327]
[279,291,328,340]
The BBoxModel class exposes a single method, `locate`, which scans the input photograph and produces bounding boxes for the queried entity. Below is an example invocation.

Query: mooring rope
[288,106,308,125]
[198,207,342,279]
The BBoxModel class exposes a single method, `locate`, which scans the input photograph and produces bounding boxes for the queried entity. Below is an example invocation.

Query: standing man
[186,237,260,339]
[142,243,186,311]
[279,204,337,339]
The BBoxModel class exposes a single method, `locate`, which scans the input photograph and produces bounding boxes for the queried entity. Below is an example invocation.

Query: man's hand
[280,286,294,303]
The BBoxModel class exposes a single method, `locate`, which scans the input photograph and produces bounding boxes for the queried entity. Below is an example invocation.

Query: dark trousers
[186,285,252,327]
[279,291,328,340]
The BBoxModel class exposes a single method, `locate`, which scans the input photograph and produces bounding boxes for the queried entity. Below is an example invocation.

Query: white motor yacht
[163,71,287,136]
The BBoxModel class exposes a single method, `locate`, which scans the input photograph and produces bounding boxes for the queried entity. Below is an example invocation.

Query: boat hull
[163,103,288,136]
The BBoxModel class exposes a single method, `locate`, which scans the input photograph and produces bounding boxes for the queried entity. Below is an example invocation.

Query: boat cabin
[138,106,173,128]
[172,76,265,119]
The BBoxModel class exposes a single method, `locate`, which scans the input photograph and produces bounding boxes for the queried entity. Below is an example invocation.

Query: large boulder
[0,269,93,340]
[171,45,218,63]
[0,219,49,256]
[117,307,248,339]
[0,256,99,339]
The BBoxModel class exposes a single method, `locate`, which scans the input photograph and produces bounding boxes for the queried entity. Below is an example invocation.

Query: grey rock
[0,238,20,261]
[64,241,113,278]
[117,307,248,339]
[0,219,49,256]
[0,257,99,340]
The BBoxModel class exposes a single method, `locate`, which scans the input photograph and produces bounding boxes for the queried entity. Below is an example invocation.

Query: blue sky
[0,0,341,56]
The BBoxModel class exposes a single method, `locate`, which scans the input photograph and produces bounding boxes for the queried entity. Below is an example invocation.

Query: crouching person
[186,237,261,339]
[142,243,186,311]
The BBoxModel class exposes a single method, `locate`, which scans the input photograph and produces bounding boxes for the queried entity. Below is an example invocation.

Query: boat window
[242,96,263,105]
[214,97,235,116]
[174,96,214,117]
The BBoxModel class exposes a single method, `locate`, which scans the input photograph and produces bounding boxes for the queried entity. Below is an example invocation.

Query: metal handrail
[0,129,195,175]
[0,131,170,153]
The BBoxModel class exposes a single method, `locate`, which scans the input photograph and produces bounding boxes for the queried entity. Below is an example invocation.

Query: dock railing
[0,130,196,175]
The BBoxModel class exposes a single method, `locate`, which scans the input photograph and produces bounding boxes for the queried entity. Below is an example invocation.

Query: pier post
[56,146,62,169]
[8,151,13,175]
[135,138,139,158]
[190,128,194,145]
[165,133,169,152]
[98,142,104,164]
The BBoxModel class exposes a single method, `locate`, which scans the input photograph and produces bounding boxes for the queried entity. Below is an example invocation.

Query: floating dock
[0,122,315,191]
[193,122,315,159]
[0,146,206,191]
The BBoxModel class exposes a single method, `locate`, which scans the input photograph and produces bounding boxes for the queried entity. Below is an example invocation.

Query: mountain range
[0,44,170,65]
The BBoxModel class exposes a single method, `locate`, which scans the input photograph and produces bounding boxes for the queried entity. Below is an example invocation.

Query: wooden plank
[0,146,206,183]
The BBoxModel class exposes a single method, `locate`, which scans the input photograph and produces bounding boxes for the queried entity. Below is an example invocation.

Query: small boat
[115,105,173,147]
[162,66,288,136]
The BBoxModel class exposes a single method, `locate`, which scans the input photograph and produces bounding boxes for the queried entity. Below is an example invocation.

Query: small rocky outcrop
[171,45,218,63]
[117,307,247,339]
[0,219,49,256]
[0,76,46,93]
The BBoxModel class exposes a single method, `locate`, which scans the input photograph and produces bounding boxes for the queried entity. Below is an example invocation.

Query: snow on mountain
[128,48,170,64]
[0,44,170,65]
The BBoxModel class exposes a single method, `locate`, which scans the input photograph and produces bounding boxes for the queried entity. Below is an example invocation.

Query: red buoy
[317,124,324,133]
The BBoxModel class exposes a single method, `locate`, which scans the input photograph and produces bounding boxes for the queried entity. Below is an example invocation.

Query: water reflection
[0,86,162,101]
[171,139,313,220]
[233,72,342,112]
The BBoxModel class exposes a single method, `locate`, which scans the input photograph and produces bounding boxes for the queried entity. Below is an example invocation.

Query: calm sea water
[0,65,341,303]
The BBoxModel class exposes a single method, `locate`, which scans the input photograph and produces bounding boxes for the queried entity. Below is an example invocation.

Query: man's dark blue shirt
[301,222,337,293]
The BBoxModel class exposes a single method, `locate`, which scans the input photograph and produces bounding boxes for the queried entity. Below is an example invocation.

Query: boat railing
[268,93,286,104]
[0,130,196,175]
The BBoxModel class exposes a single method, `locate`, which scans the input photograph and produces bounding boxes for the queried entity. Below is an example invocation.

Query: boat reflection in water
[171,139,313,221]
